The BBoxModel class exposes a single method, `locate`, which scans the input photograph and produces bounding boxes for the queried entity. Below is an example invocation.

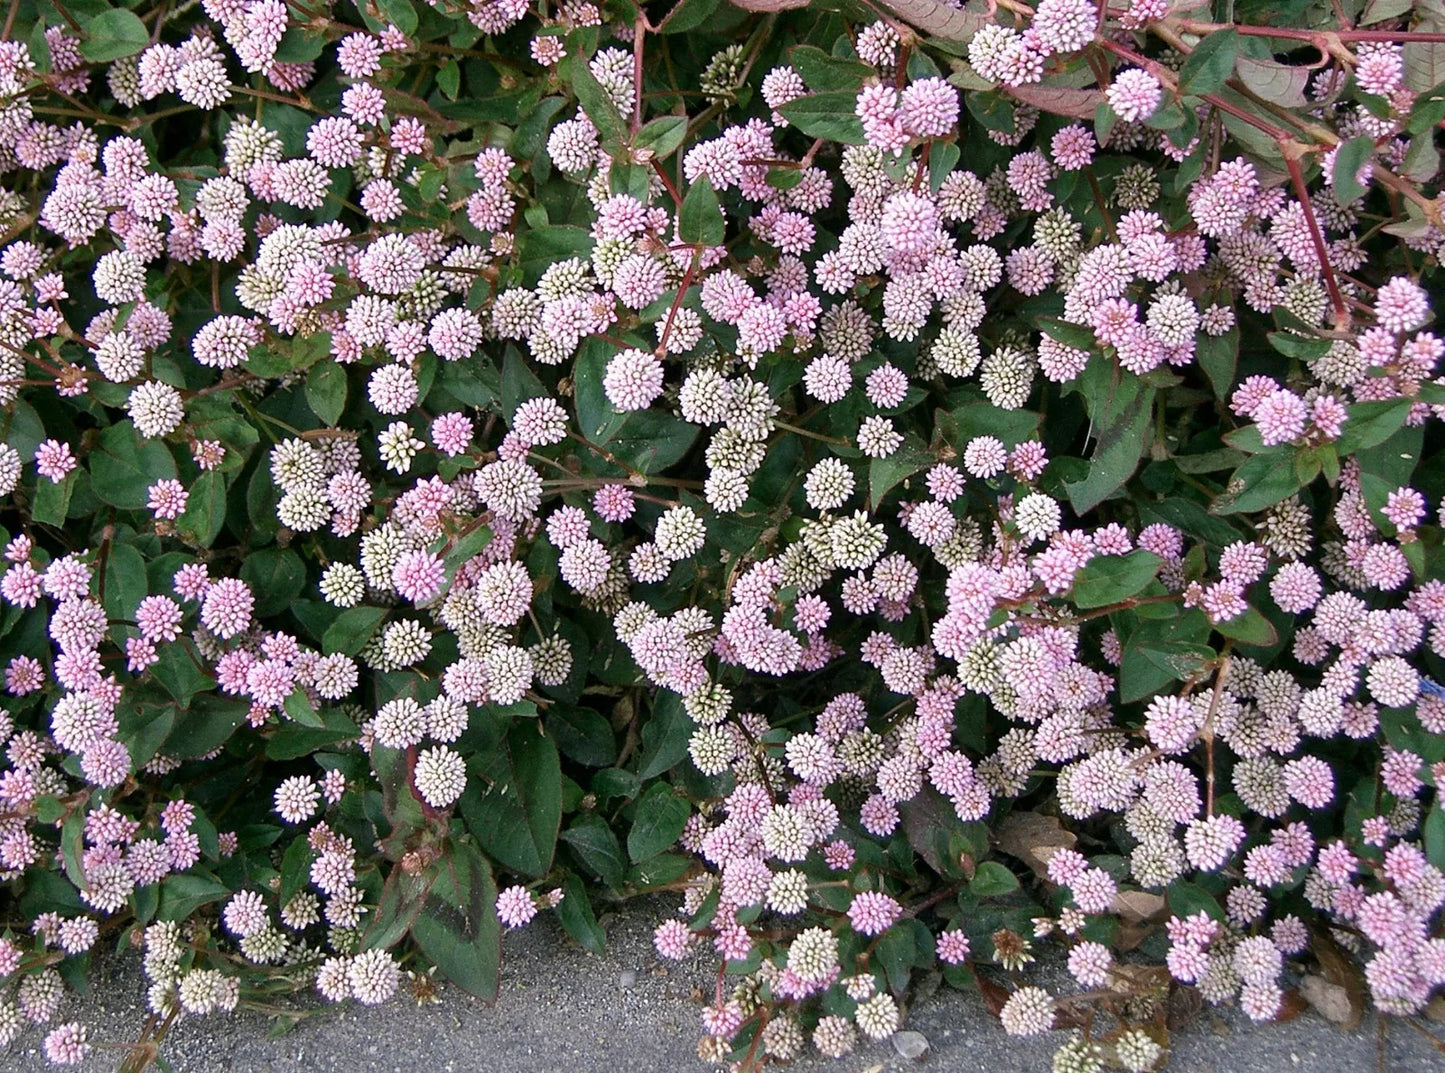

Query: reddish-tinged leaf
[1006,84,1105,119]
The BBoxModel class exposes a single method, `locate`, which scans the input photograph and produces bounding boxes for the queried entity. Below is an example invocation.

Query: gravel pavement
[6,902,1444,1073]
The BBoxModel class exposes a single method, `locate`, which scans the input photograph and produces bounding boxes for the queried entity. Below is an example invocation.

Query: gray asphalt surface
[5,902,1443,1073]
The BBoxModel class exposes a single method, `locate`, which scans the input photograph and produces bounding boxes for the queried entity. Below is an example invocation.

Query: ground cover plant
[0,0,1441,1066]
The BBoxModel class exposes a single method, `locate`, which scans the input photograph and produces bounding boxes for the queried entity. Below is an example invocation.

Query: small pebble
[618,969,638,988]
[892,1031,929,1060]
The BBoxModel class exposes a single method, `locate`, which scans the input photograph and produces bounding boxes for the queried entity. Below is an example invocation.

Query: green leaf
[633,115,687,160]
[1337,398,1413,455]
[561,816,628,889]
[462,720,562,877]
[546,706,616,767]
[164,695,248,758]
[280,836,316,906]
[607,410,700,473]
[241,548,307,617]
[1266,330,1333,360]
[1333,135,1375,204]
[627,783,690,862]
[283,687,325,729]
[90,421,178,510]
[176,471,227,548]
[679,176,724,246]
[305,362,347,425]
[517,225,593,286]
[566,53,627,151]
[1064,364,1153,514]
[1166,881,1224,922]
[637,691,691,779]
[410,843,500,1001]
[776,93,867,144]
[555,873,606,955]
[1071,550,1163,609]
[377,0,418,35]
[1196,327,1239,400]
[103,543,147,623]
[32,471,76,527]
[1214,606,1278,647]
[788,45,872,93]
[1037,316,1095,352]
[273,28,326,64]
[1178,29,1238,96]
[970,861,1020,897]
[158,874,231,922]
[657,0,721,34]
[81,9,150,63]
[1212,451,1303,515]
[1425,803,1445,871]
[323,606,388,656]
[869,435,933,508]
[502,345,549,421]
[266,708,360,760]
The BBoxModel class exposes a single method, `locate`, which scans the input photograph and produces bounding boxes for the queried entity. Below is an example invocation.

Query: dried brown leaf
[1300,975,1356,1026]
[1113,890,1167,924]
[995,811,1077,878]
[1311,929,1365,1031]
[1275,988,1310,1023]
[1166,983,1204,1031]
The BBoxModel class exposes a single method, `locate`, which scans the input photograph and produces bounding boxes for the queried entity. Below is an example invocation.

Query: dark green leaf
[679,176,725,246]
[410,843,500,1001]
[1333,135,1375,204]
[462,720,562,877]
[1064,364,1154,514]
[970,861,1020,897]
[561,816,628,889]
[869,435,932,508]
[81,10,149,63]
[305,362,347,425]
[638,691,691,779]
[566,53,626,151]
[776,93,867,144]
[627,783,690,862]
[90,421,178,510]
[555,873,606,955]
[1179,29,1238,96]
[1071,550,1163,609]
[1214,606,1278,647]
[1337,398,1413,455]
[633,115,687,160]
[241,548,307,617]
[158,874,231,922]
[1196,327,1238,400]
[323,606,388,656]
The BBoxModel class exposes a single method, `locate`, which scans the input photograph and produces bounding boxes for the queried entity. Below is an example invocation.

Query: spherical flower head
[1106,68,1162,123]
[414,746,466,807]
[1254,389,1308,446]
[496,884,538,928]
[847,890,902,936]
[43,1021,89,1065]
[936,929,971,964]
[899,77,959,138]
[879,191,938,255]
[1000,986,1055,1035]
[1375,276,1430,333]
[200,577,253,638]
[147,479,188,520]
[347,949,399,1005]
[603,348,664,411]
[391,549,446,604]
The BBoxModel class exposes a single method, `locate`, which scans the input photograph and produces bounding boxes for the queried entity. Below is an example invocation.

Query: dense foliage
[0,0,1442,1067]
